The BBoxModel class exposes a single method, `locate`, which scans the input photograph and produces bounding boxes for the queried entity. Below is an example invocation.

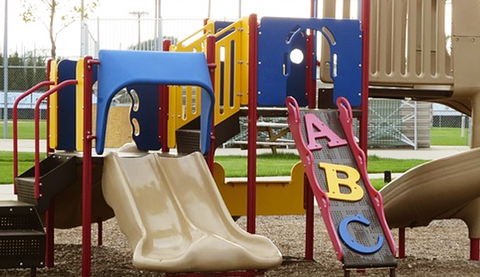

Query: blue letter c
[338,214,384,254]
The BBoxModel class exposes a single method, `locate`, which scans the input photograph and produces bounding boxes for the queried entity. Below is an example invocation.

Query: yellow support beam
[48,60,58,149]
[75,58,85,151]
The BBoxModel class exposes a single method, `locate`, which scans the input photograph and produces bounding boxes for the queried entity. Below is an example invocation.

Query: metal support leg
[398,228,405,259]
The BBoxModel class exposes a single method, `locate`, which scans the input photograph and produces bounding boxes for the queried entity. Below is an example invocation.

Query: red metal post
[159,84,170,153]
[160,39,172,153]
[45,60,55,268]
[44,59,54,268]
[45,201,55,267]
[206,35,216,172]
[470,238,480,261]
[305,31,315,106]
[82,57,97,277]
[398,227,406,258]
[304,0,318,260]
[304,174,314,260]
[359,0,371,153]
[306,0,317,107]
[247,14,258,234]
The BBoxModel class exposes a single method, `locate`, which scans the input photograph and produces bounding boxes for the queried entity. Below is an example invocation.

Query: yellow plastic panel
[239,16,250,105]
[48,60,58,149]
[75,58,84,151]
[167,85,177,148]
[213,18,248,124]
[214,162,306,216]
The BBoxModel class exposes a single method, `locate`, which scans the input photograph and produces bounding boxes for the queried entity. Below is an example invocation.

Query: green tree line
[0,51,48,92]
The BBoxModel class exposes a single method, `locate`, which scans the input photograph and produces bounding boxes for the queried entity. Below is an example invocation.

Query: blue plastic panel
[126,84,161,151]
[258,18,308,106]
[214,21,235,41]
[96,50,214,155]
[56,60,77,150]
[258,17,362,107]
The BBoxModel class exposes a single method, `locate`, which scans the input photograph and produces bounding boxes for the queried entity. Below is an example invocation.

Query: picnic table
[234,121,295,154]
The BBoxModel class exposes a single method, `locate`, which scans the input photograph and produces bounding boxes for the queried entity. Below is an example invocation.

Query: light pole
[208,0,211,18]
[3,0,8,138]
[238,0,242,18]
[154,0,162,51]
[130,11,149,47]
[80,0,85,56]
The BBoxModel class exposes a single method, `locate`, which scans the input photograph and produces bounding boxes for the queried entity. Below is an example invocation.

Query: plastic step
[15,154,78,214]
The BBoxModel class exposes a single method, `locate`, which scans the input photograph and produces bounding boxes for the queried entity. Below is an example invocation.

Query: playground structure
[2,0,480,276]
[327,0,480,262]
[1,6,400,276]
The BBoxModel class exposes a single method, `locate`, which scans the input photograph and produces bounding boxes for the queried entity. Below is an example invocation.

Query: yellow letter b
[319,162,364,202]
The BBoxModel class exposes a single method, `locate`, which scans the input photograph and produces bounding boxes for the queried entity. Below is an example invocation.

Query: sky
[0,0,319,58]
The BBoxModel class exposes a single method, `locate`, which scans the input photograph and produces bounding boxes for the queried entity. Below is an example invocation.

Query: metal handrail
[12,81,55,191]
[33,79,78,199]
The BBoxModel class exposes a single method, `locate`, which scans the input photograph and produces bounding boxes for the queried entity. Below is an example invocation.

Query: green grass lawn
[0,151,46,184]
[431,127,469,146]
[1,152,427,189]
[370,178,389,190]
[215,153,427,178]
[0,120,47,139]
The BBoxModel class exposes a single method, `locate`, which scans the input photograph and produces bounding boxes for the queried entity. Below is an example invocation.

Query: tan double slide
[101,146,282,273]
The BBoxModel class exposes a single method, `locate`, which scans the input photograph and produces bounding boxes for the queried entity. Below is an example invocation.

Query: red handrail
[33,79,78,199]
[12,81,55,192]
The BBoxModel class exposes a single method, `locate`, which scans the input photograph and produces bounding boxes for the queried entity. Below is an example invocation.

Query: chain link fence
[1,57,472,147]
[431,103,470,146]
[1,51,49,138]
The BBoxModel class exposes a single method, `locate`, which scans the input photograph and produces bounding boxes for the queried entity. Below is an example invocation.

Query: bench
[233,121,295,153]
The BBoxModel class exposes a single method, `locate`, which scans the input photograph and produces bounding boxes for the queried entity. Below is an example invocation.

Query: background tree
[128,36,179,51]
[0,51,48,91]
[20,0,99,59]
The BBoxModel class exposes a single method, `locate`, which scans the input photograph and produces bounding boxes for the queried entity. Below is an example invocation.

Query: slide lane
[381,147,480,238]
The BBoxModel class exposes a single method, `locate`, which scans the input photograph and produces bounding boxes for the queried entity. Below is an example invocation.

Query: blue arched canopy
[95,50,214,155]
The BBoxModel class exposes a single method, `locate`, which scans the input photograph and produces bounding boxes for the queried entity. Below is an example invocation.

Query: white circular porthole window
[290,48,304,64]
